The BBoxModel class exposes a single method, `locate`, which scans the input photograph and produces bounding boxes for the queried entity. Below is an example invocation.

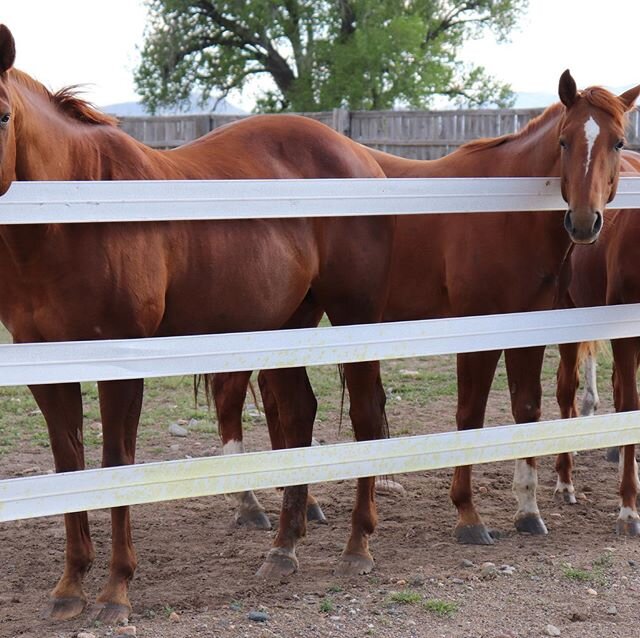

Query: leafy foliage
[135,0,528,113]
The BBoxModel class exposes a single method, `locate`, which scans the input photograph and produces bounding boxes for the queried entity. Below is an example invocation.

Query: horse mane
[580,85,629,122]
[457,103,566,155]
[457,87,629,157]
[9,68,118,127]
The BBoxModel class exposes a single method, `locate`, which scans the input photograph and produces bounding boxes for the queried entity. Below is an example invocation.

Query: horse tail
[577,341,601,366]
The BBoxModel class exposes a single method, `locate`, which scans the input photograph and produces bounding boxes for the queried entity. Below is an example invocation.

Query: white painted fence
[2,176,640,523]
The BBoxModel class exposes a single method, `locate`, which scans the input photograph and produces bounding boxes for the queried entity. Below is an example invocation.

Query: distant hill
[101,94,246,117]
[512,92,556,108]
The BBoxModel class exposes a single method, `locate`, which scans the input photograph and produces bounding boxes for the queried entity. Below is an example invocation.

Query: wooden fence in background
[117,107,640,159]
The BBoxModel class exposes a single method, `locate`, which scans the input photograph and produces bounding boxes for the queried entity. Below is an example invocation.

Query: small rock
[478,486,488,494]
[586,588,598,596]
[395,579,407,586]
[480,562,497,580]
[247,611,269,622]
[399,369,420,377]
[168,422,189,437]
[116,627,137,636]
[629,559,636,567]
[169,611,180,622]
[14,466,41,477]
[545,624,561,636]
[499,564,516,576]
[460,559,475,568]
[569,610,587,622]
[76,633,97,638]
[188,418,199,428]
[607,605,618,615]
[451,578,465,585]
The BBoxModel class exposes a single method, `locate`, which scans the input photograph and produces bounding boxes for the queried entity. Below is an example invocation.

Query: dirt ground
[1,349,639,638]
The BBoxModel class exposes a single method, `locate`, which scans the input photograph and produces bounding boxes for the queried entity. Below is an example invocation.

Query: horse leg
[28,383,94,621]
[258,369,327,524]
[451,350,502,545]
[610,338,640,536]
[335,361,386,576]
[92,379,144,624]
[212,371,272,530]
[505,346,548,535]
[554,343,581,504]
[256,367,317,578]
[580,346,600,416]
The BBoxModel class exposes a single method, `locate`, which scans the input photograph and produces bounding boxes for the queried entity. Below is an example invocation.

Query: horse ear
[559,69,578,108]
[0,25,16,75]
[619,84,640,112]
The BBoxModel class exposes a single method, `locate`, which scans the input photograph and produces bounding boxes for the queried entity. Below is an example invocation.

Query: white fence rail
[2,177,640,522]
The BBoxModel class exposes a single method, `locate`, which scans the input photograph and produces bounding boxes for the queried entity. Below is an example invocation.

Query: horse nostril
[564,210,574,235]
[592,210,603,234]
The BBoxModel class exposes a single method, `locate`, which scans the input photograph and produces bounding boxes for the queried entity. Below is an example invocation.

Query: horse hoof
[93,602,131,625]
[515,514,548,535]
[47,596,86,621]
[256,548,298,579]
[375,477,405,495]
[554,489,577,505]
[605,447,620,463]
[235,508,272,530]
[334,551,374,576]
[306,502,328,525]
[616,518,640,537]
[454,524,495,545]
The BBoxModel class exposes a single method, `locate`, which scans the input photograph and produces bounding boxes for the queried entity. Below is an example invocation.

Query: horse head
[558,69,640,244]
[0,25,16,196]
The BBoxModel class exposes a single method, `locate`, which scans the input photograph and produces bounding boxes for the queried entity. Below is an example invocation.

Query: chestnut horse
[214,71,640,543]
[0,26,395,623]
[556,155,640,536]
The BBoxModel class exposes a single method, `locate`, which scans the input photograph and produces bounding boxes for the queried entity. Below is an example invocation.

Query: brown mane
[580,85,629,122]
[457,103,565,154]
[9,68,117,127]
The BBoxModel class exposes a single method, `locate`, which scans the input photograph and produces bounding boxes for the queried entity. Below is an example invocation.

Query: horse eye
[615,139,625,151]
[0,113,9,128]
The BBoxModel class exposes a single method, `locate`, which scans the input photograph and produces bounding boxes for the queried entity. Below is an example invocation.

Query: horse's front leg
[212,371,272,530]
[554,342,581,504]
[505,346,548,536]
[451,350,502,545]
[610,338,640,536]
[92,378,144,624]
[29,382,94,621]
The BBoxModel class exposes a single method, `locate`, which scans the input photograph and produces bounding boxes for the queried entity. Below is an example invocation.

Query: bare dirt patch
[2,348,639,638]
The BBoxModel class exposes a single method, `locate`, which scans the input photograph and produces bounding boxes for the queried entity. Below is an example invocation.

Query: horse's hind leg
[213,371,272,530]
[334,361,386,576]
[256,367,317,578]
[451,350,502,545]
[258,369,328,524]
[92,379,144,624]
[29,383,95,621]
[554,342,581,504]
[610,338,640,536]
[505,346,548,536]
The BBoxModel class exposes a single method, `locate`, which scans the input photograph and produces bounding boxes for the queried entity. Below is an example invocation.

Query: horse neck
[437,110,564,178]
[3,86,180,269]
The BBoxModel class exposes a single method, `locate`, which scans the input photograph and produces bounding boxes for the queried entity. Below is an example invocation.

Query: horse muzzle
[563,208,603,244]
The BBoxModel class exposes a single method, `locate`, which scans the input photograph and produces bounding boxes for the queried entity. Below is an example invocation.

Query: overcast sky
[1,0,639,109]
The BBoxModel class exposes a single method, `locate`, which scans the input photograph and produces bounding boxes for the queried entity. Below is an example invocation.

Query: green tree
[134,0,528,113]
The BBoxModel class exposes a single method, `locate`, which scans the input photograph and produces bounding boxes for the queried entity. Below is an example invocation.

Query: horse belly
[159,224,317,335]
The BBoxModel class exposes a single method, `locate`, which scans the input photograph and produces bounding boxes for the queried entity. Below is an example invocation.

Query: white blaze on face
[583,116,601,175]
